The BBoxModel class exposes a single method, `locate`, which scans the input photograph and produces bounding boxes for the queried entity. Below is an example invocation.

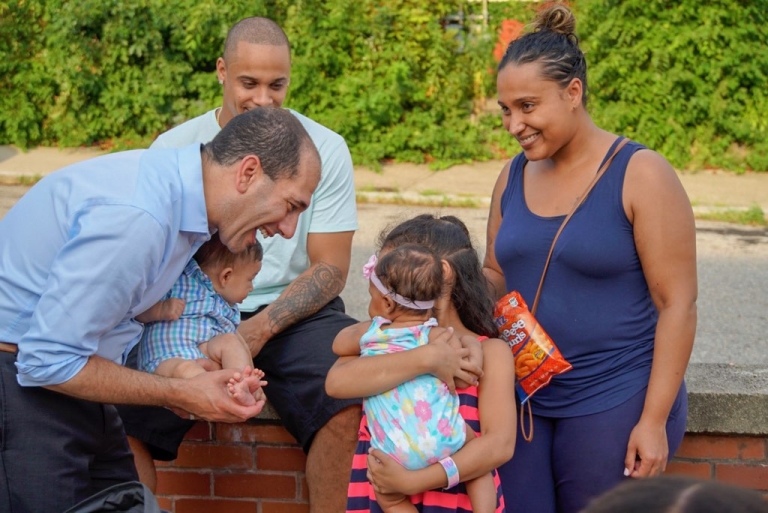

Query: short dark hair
[581,476,768,513]
[203,106,319,181]
[194,232,262,269]
[499,3,589,107]
[376,243,443,314]
[223,17,290,61]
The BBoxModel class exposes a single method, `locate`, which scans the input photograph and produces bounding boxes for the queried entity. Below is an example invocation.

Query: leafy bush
[0,0,51,147]
[1,0,285,148]
[1,1,766,171]
[1,0,506,168]
[577,0,768,172]
[281,1,504,168]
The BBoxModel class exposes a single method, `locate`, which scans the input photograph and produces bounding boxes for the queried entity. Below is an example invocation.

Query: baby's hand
[135,298,186,323]
[159,298,186,321]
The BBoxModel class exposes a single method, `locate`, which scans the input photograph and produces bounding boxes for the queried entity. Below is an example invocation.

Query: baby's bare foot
[227,367,267,409]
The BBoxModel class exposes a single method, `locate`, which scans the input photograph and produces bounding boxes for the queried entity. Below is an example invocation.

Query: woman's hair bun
[532,3,576,37]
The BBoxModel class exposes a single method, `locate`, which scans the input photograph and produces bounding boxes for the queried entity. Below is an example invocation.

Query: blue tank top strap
[590,138,647,223]
[499,137,647,216]
[598,136,627,169]
[499,153,526,214]
[371,316,391,329]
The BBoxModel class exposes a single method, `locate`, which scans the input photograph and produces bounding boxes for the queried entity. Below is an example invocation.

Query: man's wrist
[238,313,270,356]
[163,375,189,410]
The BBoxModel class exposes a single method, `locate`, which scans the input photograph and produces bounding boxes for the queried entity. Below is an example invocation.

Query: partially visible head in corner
[580,475,768,513]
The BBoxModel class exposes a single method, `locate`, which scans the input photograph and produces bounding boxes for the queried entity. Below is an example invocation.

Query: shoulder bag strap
[530,137,630,315]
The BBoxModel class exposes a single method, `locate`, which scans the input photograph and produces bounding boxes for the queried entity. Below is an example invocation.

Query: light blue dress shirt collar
[179,144,210,235]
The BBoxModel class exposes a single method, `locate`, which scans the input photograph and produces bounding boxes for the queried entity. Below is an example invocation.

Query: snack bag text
[494,290,572,403]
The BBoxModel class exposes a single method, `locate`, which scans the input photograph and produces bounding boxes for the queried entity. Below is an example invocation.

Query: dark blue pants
[497,384,687,513]
[0,351,138,512]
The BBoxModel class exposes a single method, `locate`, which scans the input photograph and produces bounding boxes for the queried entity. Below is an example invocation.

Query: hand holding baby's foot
[227,366,268,410]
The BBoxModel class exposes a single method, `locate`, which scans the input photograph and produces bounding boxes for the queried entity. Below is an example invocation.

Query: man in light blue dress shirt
[0,106,320,512]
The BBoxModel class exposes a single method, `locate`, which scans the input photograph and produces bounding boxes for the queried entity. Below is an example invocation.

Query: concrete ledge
[246,401,281,422]
[685,363,768,435]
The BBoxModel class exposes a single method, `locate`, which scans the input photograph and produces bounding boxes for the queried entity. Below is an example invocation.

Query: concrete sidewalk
[353,160,768,216]
[2,144,768,214]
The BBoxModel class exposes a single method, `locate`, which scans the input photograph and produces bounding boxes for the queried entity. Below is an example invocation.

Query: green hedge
[577,0,768,172]
[1,1,766,171]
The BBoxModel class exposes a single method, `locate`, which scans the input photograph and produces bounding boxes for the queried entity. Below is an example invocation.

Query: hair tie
[362,254,435,310]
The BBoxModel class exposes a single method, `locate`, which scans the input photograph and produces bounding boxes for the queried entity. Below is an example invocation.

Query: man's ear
[216,57,227,85]
[218,267,234,287]
[235,155,263,194]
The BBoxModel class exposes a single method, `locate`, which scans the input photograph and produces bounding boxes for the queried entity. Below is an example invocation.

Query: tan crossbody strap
[530,137,630,316]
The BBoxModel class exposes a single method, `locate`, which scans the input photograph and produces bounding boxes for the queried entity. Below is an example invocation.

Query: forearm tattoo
[267,263,344,335]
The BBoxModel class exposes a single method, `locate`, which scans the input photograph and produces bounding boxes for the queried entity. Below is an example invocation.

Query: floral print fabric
[361,316,466,469]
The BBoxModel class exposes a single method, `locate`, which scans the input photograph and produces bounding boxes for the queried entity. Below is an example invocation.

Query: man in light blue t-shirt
[116,17,361,511]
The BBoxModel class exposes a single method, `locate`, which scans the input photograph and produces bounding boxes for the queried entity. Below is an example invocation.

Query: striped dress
[347,339,506,513]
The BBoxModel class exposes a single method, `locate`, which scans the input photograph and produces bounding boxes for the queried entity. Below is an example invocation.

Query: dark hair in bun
[499,3,588,106]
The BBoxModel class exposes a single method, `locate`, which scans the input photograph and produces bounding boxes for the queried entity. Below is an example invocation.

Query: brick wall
[155,424,768,512]
[155,421,309,513]
[668,434,768,492]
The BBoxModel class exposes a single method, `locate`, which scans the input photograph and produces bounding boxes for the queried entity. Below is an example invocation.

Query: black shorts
[116,296,361,459]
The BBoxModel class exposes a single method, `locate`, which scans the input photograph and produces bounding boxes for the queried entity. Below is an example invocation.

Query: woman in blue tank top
[482,4,697,513]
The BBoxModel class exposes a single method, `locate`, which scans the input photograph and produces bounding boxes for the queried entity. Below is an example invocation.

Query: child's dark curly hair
[375,243,443,315]
[378,214,498,338]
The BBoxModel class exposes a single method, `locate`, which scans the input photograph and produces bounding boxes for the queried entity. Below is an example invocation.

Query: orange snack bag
[494,290,572,403]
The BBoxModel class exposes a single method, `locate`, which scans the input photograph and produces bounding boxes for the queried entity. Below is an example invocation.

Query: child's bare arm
[327,327,480,398]
[135,298,186,323]
[332,321,373,357]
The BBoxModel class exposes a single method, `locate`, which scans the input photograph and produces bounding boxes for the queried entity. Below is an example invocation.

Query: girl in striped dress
[326,215,517,513]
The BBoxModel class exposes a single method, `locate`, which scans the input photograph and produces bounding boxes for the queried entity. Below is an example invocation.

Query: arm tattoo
[267,263,344,335]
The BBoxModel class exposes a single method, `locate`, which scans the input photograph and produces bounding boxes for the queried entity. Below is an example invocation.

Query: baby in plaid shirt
[135,233,266,407]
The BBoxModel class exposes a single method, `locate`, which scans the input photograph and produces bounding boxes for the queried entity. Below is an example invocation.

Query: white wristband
[439,456,460,489]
